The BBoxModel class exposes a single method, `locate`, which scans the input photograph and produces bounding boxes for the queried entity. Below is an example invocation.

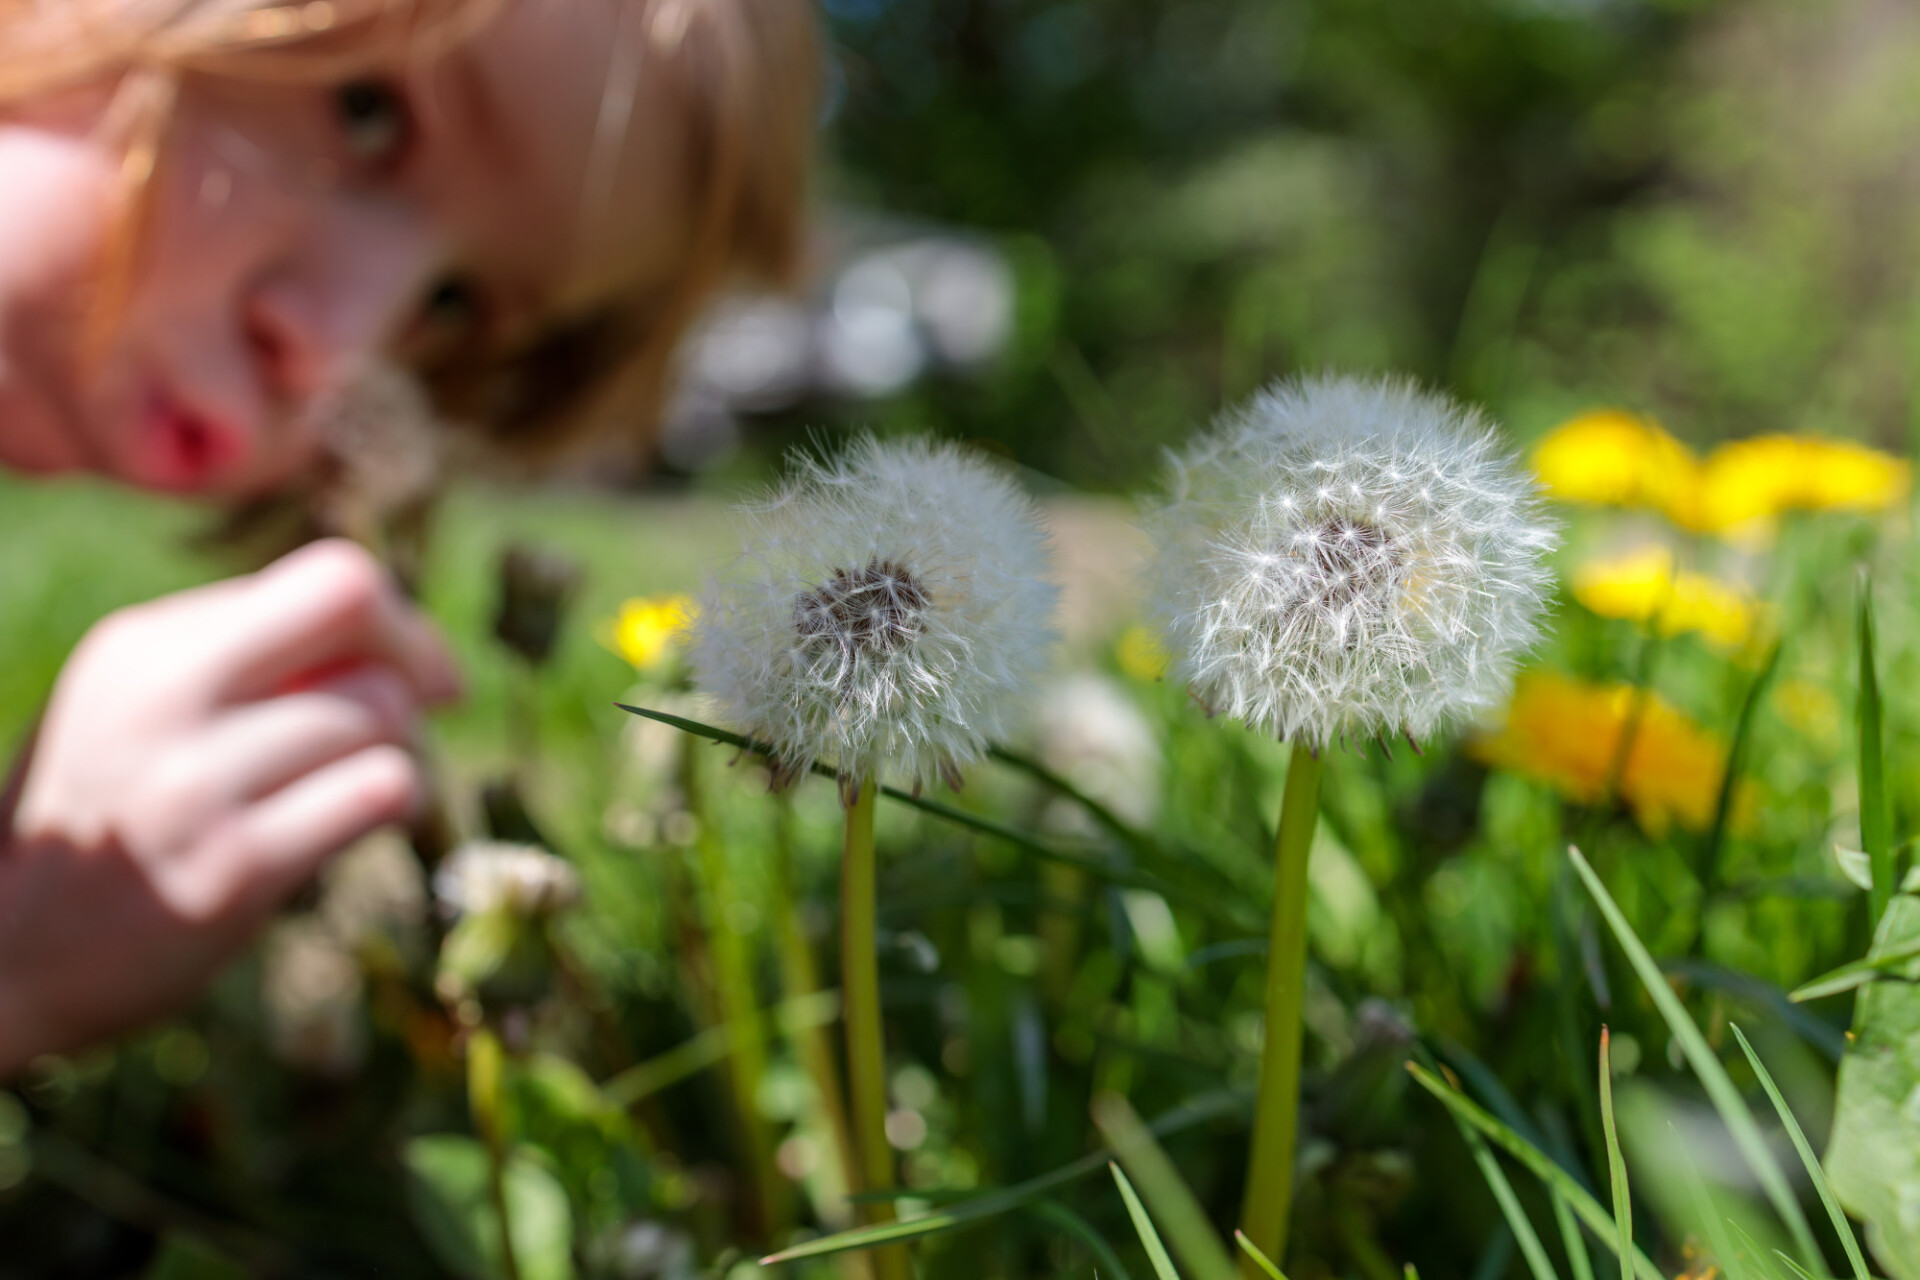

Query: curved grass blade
[1662,959,1846,1061]
[760,1092,1244,1263]
[1406,1064,1664,1280]
[1091,1092,1235,1280]
[1729,1025,1869,1280]
[1599,1029,1632,1280]
[603,991,838,1108]
[1112,1163,1181,1280]
[1029,1198,1134,1280]
[990,744,1154,856]
[1702,640,1782,889]
[1670,1123,1762,1280]
[1858,572,1894,930]
[1464,1117,1563,1280]
[1551,1190,1594,1280]
[1787,935,1920,1003]
[1567,846,1821,1266]
[1233,1231,1288,1280]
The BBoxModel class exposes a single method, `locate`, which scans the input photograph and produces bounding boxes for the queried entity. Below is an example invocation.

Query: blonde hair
[0,0,817,459]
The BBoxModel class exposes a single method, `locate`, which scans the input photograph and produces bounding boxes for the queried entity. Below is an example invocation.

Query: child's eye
[333,78,412,171]
[405,275,492,368]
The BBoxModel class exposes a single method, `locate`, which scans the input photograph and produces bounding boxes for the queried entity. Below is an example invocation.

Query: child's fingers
[206,744,420,924]
[213,540,461,705]
[181,666,418,812]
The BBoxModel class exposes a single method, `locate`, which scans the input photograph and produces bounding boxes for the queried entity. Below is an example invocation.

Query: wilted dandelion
[1148,375,1557,751]
[1144,375,1556,1269]
[689,434,1058,792]
[689,435,1056,1279]
[433,841,583,921]
[1472,670,1736,835]
[1573,545,1762,651]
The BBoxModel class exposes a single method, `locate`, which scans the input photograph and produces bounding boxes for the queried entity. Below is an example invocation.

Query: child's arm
[0,539,459,1075]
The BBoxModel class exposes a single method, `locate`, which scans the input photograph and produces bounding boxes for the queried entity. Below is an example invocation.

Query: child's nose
[241,212,442,407]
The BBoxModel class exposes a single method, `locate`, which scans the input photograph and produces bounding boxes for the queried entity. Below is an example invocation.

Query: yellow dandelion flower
[1531,409,1701,518]
[1115,623,1170,682]
[1471,671,1733,835]
[603,594,698,672]
[1571,546,1760,650]
[1691,435,1910,535]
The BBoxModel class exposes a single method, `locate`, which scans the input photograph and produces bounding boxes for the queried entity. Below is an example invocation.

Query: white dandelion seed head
[1144,375,1558,751]
[689,435,1059,790]
[433,842,583,920]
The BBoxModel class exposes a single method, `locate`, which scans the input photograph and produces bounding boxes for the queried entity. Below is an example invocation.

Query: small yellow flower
[604,594,698,672]
[1571,546,1760,650]
[1115,624,1170,682]
[1531,410,1700,518]
[1471,671,1735,834]
[1691,435,1910,534]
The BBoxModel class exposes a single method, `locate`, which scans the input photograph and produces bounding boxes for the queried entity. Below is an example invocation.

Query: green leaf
[1112,1163,1182,1280]
[761,1092,1244,1262]
[1234,1231,1289,1280]
[1551,1190,1594,1280]
[404,1134,576,1280]
[1030,1198,1135,1280]
[1090,1092,1236,1280]
[1599,1030,1632,1280]
[1729,1025,1869,1279]
[1824,893,1920,1280]
[1858,570,1894,929]
[1406,1064,1664,1280]
[1568,846,1822,1266]
[1788,934,1920,1003]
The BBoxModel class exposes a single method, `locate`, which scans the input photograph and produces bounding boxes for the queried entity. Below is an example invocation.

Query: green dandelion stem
[1238,741,1323,1276]
[841,777,909,1280]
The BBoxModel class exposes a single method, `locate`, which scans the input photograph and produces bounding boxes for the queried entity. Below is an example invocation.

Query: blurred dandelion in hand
[1471,670,1736,835]
[603,593,698,674]
[1143,374,1556,1272]
[1573,545,1764,651]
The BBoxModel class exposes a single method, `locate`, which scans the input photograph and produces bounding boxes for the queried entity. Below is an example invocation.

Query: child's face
[0,1,690,497]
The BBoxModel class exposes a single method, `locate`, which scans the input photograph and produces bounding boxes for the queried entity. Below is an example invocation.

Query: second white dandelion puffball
[1146,375,1557,750]
[690,436,1058,790]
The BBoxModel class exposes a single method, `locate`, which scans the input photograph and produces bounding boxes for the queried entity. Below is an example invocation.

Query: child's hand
[0,539,460,1074]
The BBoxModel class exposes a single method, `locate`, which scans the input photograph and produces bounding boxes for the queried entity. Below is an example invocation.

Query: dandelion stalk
[467,1027,522,1280]
[1238,741,1322,1274]
[840,778,908,1280]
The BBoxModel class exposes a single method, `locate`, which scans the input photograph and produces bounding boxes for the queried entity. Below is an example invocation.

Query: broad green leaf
[1824,893,1920,1280]
[1729,1025,1869,1279]
[1568,846,1821,1266]
[1234,1231,1288,1280]
[1599,1030,1632,1280]
[1112,1163,1181,1280]
[1406,1064,1664,1280]
[405,1134,576,1280]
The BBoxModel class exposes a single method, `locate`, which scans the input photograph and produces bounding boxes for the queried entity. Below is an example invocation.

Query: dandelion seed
[1145,375,1558,752]
[689,435,1058,790]
[433,842,583,920]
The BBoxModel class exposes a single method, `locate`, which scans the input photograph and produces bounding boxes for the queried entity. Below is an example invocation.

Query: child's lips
[133,390,243,492]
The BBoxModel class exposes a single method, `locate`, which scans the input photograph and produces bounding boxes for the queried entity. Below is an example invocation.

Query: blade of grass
[1463,1115,1564,1280]
[1599,1029,1632,1280]
[1662,959,1846,1061]
[1858,570,1893,930]
[1092,1092,1236,1280]
[989,744,1155,857]
[1551,1190,1594,1280]
[1729,1221,1791,1280]
[1786,935,1920,1003]
[1701,640,1783,893]
[602,990,839,1108]
[1029,1198,1134,1280]
[616,704,1249,925]
[760,1092,1244,1262]
[1233,1232,1288,1280]
[1406,1064,1664,1280]
[1568,846,1821,1266]
[1112,1163,1182,1280]
[1728,1025,1869,1280]
[1671,1122,1763,1280]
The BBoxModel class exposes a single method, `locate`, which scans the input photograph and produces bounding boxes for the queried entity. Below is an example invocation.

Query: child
[0,0,816,1074]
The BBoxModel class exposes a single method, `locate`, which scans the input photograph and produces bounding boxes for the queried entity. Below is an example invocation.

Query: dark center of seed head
[794,557,931,655]
[1304,517,1393,611]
